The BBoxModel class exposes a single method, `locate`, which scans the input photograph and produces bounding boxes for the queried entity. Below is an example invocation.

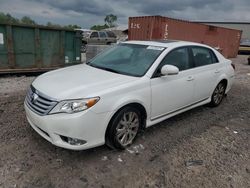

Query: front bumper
[24,102,111,150]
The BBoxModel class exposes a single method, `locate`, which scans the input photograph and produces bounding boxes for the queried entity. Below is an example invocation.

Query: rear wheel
[81,42,87,53]
[209,82,226,107]
[106,107,141,150]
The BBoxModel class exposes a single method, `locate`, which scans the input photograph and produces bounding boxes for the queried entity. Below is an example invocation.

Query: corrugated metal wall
[0,23,81,73]
[197,22,250,40]
[129,16,242,58]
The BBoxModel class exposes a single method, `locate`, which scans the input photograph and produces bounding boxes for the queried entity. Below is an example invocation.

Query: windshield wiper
[99,67,121,74]
[87,63,121,74]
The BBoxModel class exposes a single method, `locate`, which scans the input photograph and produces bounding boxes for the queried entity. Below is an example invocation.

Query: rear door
[150,47,195,119]
[99,31,108,44]
[190,46,222,102]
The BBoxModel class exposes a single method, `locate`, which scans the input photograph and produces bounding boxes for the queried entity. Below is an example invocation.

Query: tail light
[231,63,235,70]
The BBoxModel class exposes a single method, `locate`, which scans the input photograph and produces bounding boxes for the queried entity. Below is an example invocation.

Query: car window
[101,45,133,61]
[159,47,190,71]
[99,32,106,38]
[210,50,219,63]
[107,31,116,38]
[88,44,164,77]
[90,32,98,38]
[191,47,216,67]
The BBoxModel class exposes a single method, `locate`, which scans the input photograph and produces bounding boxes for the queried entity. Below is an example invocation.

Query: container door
[0,25,8,69]
[12,26,35,68]
[65,31,81,64]
[40,29,61,67]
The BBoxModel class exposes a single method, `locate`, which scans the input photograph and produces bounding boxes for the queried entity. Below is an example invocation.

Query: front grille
[25,86,57,115]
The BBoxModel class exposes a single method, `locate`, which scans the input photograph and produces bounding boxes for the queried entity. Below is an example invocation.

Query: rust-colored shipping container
[129,16,242,58]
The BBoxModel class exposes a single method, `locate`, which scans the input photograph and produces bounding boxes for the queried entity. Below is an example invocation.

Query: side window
[90,32,98,38]
[107,31,116,38]
[99,32,106,38]
[192,47,216,67]
[159,47,190,71]
[210,50,219,63]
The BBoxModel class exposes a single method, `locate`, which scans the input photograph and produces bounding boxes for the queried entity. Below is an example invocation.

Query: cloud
[0,0,250,28]
[30,0,114,16]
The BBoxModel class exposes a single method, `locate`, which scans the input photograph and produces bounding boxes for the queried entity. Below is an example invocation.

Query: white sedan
[24,40,235,150]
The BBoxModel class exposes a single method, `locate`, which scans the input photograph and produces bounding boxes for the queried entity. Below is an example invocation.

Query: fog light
[61,136,86,146]
[68,138,86,145]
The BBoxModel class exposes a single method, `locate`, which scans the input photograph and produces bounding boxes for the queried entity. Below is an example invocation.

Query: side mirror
[161,65,179,76]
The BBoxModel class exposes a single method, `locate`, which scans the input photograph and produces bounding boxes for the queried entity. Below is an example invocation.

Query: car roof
[124,40,211,49]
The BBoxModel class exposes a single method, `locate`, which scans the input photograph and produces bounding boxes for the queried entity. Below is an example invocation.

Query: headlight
[49,97,100,114]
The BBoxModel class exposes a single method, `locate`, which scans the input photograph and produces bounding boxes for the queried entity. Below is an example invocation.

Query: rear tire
[209,82,226,107]
[105,106,142,150]
[81,43,87,53]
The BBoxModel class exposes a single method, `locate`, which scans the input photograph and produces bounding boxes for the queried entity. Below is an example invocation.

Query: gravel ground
[0,55,249,188]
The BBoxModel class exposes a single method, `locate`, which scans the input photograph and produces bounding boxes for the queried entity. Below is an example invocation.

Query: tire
[209,82,226,107]
[105,106,142,150]
[81,43,87,53]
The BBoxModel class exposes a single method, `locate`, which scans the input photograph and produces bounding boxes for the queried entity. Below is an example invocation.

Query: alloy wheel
[115,111,140,147]
[213,83,225,105]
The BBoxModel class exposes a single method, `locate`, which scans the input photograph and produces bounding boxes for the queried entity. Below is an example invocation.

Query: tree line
[0,12,118,31]
[0,12,81,29]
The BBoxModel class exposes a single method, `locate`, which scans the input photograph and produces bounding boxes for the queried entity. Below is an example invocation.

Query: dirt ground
[0,56,249,188]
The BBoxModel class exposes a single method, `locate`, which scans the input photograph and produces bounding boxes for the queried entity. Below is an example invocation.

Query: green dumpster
[0,23,81,73]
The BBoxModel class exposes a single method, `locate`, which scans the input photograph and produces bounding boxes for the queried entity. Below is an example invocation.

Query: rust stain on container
[129,16,242,58]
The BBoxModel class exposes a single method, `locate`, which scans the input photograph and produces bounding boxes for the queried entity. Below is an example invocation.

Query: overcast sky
[0,0,250,28]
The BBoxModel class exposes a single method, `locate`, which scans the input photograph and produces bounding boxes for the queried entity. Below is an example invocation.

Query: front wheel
[105,107,141,150]
[209,82,226,107]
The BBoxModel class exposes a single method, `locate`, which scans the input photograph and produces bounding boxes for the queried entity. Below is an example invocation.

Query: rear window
[106,31,116,38]
[99,32,107,38]
[191,47,218,67]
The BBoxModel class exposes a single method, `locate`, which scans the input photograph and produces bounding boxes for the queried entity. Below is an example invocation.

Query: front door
[89,32,100,44]
[150,47,195,120]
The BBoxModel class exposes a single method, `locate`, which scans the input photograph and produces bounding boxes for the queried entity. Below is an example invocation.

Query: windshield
[87,43,165,77]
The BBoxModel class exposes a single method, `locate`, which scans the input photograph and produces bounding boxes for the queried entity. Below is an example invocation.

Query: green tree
[64,24,81,30]
[21,16,36,25]
[46,22,62,28]
[0,12,19,24]
[90,24,109,31]
[104,14,117,28]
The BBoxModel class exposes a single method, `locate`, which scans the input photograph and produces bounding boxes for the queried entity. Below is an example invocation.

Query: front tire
[105,107,141,150]
[209,82,226,107]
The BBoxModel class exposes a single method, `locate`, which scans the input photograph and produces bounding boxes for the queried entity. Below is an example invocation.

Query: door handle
[215,69,220,74]
[186,76,194,81]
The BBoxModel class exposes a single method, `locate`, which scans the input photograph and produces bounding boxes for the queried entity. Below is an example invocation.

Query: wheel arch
[104,102,148,141]
[219,78,228,88]
[214,74,229,92]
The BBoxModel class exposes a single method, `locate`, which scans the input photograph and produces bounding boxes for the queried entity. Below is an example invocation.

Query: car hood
[32,64,138,100]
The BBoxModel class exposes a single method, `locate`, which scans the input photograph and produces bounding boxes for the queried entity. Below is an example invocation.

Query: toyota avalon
[24,40,235,150]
